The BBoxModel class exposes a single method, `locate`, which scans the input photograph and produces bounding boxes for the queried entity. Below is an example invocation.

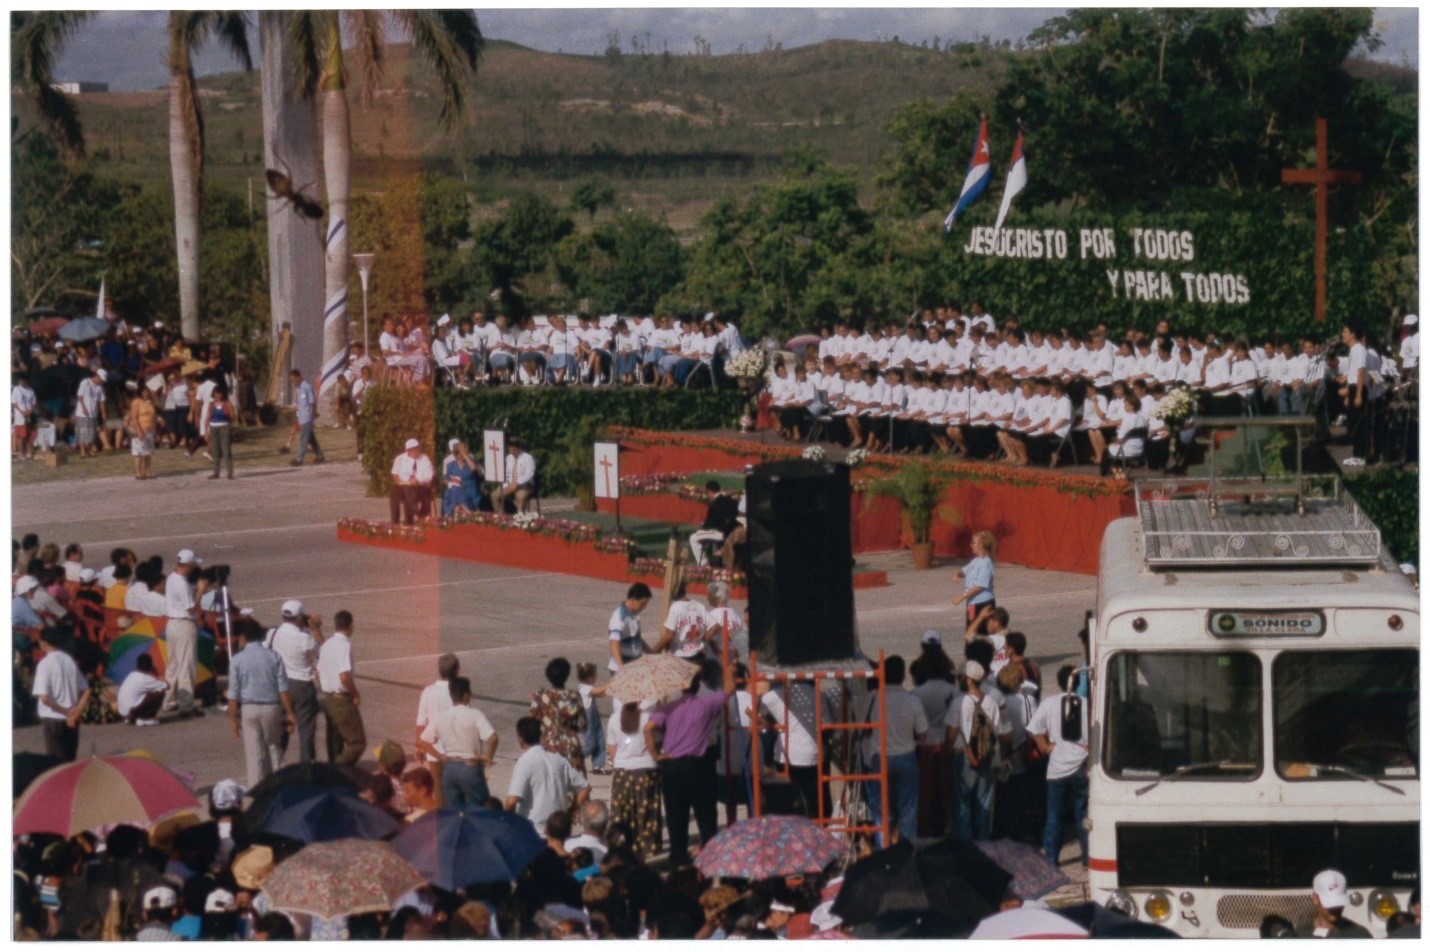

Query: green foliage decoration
[861,460,961,544]
[1344,468,1418,564]
[357,384,436,496]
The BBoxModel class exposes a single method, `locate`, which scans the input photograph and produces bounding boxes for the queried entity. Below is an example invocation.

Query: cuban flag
[993,132,1027,232]
[944,116,991,231]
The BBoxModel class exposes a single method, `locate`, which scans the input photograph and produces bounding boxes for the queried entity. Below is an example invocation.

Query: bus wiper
[1297,762,1405,795]
[1134,760,1255,796]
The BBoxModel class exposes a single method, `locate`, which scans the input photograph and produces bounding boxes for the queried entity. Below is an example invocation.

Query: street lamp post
[353,252,376,352]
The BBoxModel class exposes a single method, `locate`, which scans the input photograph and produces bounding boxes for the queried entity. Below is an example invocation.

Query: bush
[357,386,436,496]
[362,387,744,498]
[1344,469,1418,564]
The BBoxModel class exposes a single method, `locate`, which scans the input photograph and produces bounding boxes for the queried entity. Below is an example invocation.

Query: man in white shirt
[422,676,499,808]
[652,582,710,660]
[1399,313,1418,373]
[506,716,590,831]
[115,653,168,726]
[564,800,610,863]
[607,584,653,673]
[1030,665,1090,865]
[415,653,461,804]
[267,598,324,763]
[761,681,833,820]
[493,437,537,514]
[390,437,435,525]
[861,655,927,846]
[33,630,90,761]
[163,549,207,718]
[317,609,365,765]
[946,659,1010,841]
[74,368,107,457]
[12,372,37,460]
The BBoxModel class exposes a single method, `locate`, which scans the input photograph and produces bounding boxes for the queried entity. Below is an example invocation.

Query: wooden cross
[597,453,616,497]
[1281,118,1362,321]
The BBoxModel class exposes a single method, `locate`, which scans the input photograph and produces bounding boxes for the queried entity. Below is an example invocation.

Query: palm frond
[286,10,324,99]
[396,9,483,131]
[211,11,254,72]
[344,10,387,103]
[11,10,93,158]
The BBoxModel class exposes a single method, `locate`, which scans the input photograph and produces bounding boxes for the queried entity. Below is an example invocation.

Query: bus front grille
[1216,895,1314,931]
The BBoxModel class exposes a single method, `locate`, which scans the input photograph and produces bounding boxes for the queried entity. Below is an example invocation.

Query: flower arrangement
[1152,387,1199,427]
[595,535,640,556]
[802,444,827,462]
[625,556,747,588]
[739,414,754,433]
[725,349,766,381]
[846,447,868,468]
[621,473,685,496]
[337,518,427,544]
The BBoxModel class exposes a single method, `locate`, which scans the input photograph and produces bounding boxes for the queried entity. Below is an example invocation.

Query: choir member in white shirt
[1101,394,1148,478]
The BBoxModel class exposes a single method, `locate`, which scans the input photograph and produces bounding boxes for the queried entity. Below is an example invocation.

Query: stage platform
[606,427,1136,575]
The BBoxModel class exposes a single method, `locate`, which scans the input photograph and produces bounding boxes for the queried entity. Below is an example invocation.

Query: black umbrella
[14,752,62,798]
[832,836,1011,930]
[245,761,367,803]
[1058,901,1182,938]
[33,363,86,407]
[247,784,401,844]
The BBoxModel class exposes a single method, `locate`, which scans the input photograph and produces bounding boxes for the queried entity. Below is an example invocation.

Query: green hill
[26,38,1011,233]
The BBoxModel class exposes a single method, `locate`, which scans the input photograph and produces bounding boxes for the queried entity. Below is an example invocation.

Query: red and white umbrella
[13,755,201,838]
[969,907,1090,940]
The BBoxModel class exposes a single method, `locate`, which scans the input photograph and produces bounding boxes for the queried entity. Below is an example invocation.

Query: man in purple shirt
[644,660,738,865]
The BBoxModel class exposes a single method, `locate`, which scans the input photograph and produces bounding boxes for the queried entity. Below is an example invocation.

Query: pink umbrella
[968,906,1090,940]
[12,755,201,837]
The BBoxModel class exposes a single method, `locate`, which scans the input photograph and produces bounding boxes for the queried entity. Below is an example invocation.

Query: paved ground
[12,446,1097,888]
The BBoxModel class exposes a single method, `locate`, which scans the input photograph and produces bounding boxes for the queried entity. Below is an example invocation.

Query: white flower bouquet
[846,447,868,467]
[802,444,827,462]
[726,349,766,380]
[1152,387,1198,427]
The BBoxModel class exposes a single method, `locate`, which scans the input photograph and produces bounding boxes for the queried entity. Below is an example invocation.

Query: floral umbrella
[695,814,845,881]
[261,839,425,920]
[975,839,1069,900]
[106,617,215,686]
[13,755,201,837]
[606,654,699,704]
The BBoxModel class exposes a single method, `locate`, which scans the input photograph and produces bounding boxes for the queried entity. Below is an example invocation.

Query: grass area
[11,421,359,487]
[564,510,697,558]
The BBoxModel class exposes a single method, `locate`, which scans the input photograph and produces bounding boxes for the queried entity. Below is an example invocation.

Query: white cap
[211,778,246,812]
[437,314,451,327]
[448,438,460,450]
[143,885,178,910]
[405,438,420,450]
[281,599,305,618]
[176,548,202,565]
[204,889,236,913]
[238,608,254,619]
[93,368,107,381]
[1313,869,1350,909]
[921,630,942,647]
[14,576,39,596]
[965,660,986,682]
[1404,314,1418,327]
[125,380,139,391]
[153,321,164,329]
[78,568,97,583]
[1400,563,1417,576]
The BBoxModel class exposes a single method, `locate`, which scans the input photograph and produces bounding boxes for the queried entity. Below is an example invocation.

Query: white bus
[1087,477,1418,937]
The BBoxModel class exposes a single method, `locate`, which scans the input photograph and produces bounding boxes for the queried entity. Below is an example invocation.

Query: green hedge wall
[1345,469,1419,565]
[359,385,744,498]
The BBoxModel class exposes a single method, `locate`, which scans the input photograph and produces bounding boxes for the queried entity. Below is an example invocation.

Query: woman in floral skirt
[607,700,662,860]
[530,657,587,773]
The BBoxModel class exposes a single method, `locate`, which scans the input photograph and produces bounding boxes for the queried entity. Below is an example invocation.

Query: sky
[53,7,1420,91]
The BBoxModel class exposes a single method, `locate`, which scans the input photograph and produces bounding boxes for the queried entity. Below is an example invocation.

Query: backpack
[964,695,998,770]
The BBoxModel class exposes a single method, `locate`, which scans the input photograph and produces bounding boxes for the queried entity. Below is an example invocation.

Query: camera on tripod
[200,564,232,587]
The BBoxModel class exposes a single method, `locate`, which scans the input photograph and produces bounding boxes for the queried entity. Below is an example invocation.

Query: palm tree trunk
[318,17,351,412]
[169,72,202,340]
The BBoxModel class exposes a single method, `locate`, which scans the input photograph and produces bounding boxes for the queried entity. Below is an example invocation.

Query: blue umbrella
[252,784,401,844]
[390,808,544,890]
[58,316,111,343]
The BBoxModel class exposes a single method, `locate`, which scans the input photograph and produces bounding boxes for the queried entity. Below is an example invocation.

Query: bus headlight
[1368,890,1399,921]
[1143,891,1174,923]
[1106,891,1137,919]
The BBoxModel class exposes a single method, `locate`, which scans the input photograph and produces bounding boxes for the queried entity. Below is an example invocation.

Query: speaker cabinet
[746,460,857,667]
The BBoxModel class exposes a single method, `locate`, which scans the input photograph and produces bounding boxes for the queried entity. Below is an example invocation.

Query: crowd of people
[768,304,1418,473]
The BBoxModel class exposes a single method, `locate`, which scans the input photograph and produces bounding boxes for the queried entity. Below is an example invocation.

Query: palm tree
[10,11,93,159]
[288,10,482,404]
[169,12,253,341]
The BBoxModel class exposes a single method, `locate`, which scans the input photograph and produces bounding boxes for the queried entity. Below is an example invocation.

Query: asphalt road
[13,457,1095,829]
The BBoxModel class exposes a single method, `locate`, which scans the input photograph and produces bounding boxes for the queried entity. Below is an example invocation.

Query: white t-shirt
[607,603,644,673]
[704,606,746,661]
[117,670,168,717]
[266,622,317,682]
[1001,689,1037,775]
[507,745,590,830]
[12,384,36,426]
[164,571,195,620]
[760,685,826,767]
[664,599,710,659]
[421,704,496,759]
[316,632,355,694]
[947,691,1008,757]
[33,650,86,720]
[416,679,455,760]
[1028,692,1090,781]
[861,688,928,761]
[392,453,435,484]
[76,378,104,420]
[607,708,656,771]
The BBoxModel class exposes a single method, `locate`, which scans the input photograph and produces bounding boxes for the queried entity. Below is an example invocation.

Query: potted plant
[864,461,959,569]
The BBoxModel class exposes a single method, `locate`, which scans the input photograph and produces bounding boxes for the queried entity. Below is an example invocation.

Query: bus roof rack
[1134,475,1382,567]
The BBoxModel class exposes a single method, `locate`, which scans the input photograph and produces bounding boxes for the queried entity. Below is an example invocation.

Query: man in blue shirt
[227,623,298,786]
[289,369,326,467]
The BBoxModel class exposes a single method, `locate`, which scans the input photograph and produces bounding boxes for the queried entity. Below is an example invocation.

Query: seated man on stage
[391,438,435,525]
[492,437,537,514]
[689,482,741,567]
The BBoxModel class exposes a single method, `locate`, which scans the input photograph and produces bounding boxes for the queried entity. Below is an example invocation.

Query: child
[32,412,57,454]
[576,662,608,775]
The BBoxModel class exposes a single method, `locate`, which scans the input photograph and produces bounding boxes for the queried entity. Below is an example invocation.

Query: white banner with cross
[594,442,620,500]
[483,429,506,483]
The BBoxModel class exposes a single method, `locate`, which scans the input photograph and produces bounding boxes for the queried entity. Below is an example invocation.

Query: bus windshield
[1104,652,1261,778]
[1275,649,1420,780]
